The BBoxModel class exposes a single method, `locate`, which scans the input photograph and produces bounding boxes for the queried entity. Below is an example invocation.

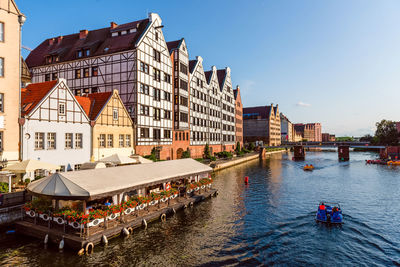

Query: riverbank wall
[211,149,287,171]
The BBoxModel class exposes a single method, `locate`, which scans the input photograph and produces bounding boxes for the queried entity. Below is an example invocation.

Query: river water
[0,151,399,266]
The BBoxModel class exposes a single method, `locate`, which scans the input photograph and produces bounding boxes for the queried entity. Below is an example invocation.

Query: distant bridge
[277,141,385,149]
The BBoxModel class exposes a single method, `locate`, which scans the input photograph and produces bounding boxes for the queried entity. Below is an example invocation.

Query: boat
[387,160,400,165]
[315,202,343,224]
[303,165,314,171]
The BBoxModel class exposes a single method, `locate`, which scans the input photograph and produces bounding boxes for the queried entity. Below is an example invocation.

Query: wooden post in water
[294,145,305,160]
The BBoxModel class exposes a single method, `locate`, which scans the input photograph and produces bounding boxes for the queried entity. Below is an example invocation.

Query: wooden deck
[15,189,218,252]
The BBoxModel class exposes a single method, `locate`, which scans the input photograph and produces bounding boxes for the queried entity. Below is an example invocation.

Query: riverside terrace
[15,159,216,254]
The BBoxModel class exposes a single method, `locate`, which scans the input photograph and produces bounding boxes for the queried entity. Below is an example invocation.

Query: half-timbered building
[166,39,190,159]
[26,13,173,160]
[20,79,91,177]
[76,89,135,161]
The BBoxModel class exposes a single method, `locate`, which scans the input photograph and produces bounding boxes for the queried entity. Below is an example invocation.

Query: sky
[16,0,400,136]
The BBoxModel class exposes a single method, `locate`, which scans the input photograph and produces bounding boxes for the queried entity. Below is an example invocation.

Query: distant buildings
[243,104,281,146]
[280,113,293,142]
[0,0,25,163]
[294,123,322,142]
[234,86,243,148]
[322,133,335,142]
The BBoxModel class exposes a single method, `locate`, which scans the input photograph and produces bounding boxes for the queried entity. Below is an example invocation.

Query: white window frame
[0,22,3,42]
[47,132,56,149]
[119,134,124,147]
[113,108,118,121]
[35,132,45,150]
[58,103,66,115]
[125,134,131,147]
[65,133,73,149]
[99,134,105,147]
[107,134,113,147]
[0,57,4,77]
[75,133,82,149]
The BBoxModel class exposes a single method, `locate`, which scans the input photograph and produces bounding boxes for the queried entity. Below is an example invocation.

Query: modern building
[20,79,91,176]
[76,89,135,161]
[26,13,173,160]
[166,39,190,159]
[280,113,293,142]
[243,104,281,146]
[233,86,243,148]
[0,0,25,164]
[294,123,322,142]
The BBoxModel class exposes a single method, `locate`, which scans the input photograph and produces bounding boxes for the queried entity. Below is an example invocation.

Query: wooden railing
[0,191,30,208]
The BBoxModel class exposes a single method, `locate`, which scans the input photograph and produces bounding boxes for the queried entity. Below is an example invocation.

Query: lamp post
[18,14,26,161]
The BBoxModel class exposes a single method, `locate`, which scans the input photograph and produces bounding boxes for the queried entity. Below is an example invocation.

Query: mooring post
[294,145,305,160]
[338,145,350,161]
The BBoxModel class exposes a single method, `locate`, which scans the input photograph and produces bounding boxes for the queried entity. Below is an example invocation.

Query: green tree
[203,143,211,159]
[374,119,399,146]
[182,148,191,158]
[235,141,241,153]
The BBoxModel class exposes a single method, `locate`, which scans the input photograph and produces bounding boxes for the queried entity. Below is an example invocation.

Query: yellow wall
[0,1,23,162]
[92,91,135,160]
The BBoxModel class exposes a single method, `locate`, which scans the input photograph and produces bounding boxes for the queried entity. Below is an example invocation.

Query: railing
[0,191,30,208]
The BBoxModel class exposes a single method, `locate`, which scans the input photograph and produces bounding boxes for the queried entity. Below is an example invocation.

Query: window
[91,87,98,93]
[153,129,161,140]
[140,83,149,95]
[75,89,81,96]
[125,134,131,147]
[47,133,56,149]
[164,73,171,83]
[0,58,3,77]
[153,68,161,81]
[164,110,171,119]
[119,134,124,147]
[0,131,3,151]
[107,134,113,147]
[84,68,89,77]
[99,134,106,147]
[180,63,188,75]
[0,22,4,42]
[0,93,3,112]
[45,73,50,81]
[65,133,73,149]
[140,61,149,74]
[163,91,171,101]
[92,66,98,76]
[83,88,89,94]
[75,133,82,149]
[74,164,81,171]
[75,69,81,79]
[60,166,65,172]
[52,73,58,80]
[140,128,149,138]
[164,130,171,139]
[153,49,161,62]
[180,96,188,107]
[77,50,83,58]
[155,31,159,41]
[153,88,161,101]
[58,103,65,115]
[154,108,161,120]
[84,49,90,57]
[180,112,188,122]
[180,79,188,90]
[113,108,118,120]
[140,105,149,115]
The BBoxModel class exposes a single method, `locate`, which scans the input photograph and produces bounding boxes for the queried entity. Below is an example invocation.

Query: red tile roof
[21,80,58,116]
[75,91,113,121]
[26,19,149,68]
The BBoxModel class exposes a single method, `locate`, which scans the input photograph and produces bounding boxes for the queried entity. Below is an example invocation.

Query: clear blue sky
[17,0,400,136]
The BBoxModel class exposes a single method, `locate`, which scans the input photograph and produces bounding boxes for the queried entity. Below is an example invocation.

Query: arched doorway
[176,148,184,159]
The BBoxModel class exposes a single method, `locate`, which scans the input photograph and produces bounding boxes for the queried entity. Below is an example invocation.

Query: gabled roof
[26,18,149,68]
[21,80,58,116]
[204,71,212,84]
[166,39,182,54]
[189,60,197,74]
[216,69,226,89]
[75,91,113,121]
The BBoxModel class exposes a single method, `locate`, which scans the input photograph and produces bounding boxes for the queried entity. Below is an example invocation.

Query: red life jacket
[319,205,325,210]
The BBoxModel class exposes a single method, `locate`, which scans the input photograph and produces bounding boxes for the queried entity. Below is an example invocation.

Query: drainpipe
[18,14,26,161]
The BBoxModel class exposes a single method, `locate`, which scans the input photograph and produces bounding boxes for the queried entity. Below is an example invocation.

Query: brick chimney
[57,36,63,43]
[110,22,118,29]
[48,38,55,45]
[79,30,88,39]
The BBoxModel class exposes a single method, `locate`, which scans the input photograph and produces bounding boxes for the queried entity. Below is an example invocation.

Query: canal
[0,151,399,266]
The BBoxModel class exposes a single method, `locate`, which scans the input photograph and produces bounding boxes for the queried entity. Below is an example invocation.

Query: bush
[203,144,211,159]
[210,156,217,161]
[247,143,255,151]
[144,154,158,162]
[24,178,31,185]
[0,182,9,193]
[181,150,191,158]
[216,151,233,159]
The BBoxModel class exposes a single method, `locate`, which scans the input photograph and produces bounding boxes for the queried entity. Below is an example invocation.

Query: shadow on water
[0,151,400,266]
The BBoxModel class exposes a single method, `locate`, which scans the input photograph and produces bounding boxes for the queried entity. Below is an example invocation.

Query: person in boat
[319,203,326,211]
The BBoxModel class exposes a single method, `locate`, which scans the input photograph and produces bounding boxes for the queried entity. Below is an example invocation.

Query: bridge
[270,142,385,161]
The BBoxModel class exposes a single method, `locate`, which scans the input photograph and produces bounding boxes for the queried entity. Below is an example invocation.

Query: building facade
[294,123,322,142]
[0,0,25,164]
[280,113,293,142]
[26,13,173,160]
[20,79,91,175]
[233,85,243,148]
[76,89,135,161]
[243,104,281,146]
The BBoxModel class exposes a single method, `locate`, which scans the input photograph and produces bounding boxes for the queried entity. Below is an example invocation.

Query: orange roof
[21,80,58,116]
[75,91,113,121]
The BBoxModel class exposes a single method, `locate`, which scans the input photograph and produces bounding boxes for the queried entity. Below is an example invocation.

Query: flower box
[124,208,134,215]
[201,185,206,189]
[26,210,36,218]
[39,213,50,221]
[194,187,200,191]
[149,200,158,206]
[68,221,82,229]
[187,189,193,194]
[107,212,120,220]
[87,218,104,228]
[53,217,65,225]
[160,197,168,203]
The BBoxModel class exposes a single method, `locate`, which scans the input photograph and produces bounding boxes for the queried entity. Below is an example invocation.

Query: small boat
[387,160,400,165]
[303,164,314,171]
[316,202,343,224]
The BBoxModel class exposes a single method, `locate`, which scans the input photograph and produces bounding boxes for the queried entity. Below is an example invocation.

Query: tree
[203,143,211,159]
[360,134,373,142]
[374,120,399,146]
[182,148,191,158]
[235,141,241,153]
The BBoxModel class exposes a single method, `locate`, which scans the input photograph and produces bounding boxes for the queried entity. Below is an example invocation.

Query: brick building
[243,104,281,146]
[233,86,243,148]
[294,123,322,142]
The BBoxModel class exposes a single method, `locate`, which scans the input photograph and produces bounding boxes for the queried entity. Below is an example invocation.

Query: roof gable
[21,80,58,116]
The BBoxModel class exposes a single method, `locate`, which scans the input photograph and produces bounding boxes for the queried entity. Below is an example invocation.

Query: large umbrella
[99,154,137,165]
[5,159,60,173]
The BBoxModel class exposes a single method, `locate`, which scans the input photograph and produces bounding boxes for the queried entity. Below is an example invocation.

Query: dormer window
[46,55,59,64]
[85,49,90,56]
[77,50,83,58]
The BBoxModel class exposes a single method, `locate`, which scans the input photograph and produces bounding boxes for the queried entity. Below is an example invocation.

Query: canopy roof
[27,158,212,200]
[5,159,60,173]
[99,154,136,165]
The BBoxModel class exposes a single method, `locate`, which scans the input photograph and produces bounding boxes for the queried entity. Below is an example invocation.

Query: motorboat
[303,165,314,171]
[316,202,343,224]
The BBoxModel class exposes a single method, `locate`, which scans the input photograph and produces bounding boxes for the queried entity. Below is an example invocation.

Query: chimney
[57,36,63,43]
[48,38,55,45]
[110,22,118,29]
[79,30,88,39]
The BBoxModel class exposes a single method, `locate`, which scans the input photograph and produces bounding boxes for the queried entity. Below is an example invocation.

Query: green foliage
[24,178,31,185]
[210,156,216,161]
[360,134,373,142]
[235,142,241,153]
[216,151,233,159]
[144,147,160,161]
[0,182,9,193]
[247,142,255,151]
[265,147,285,152]
[335,136,354,142]
[203,143,211,159]
[181,149,191,158]
[374,119,399,146]
[195,158,204,162]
